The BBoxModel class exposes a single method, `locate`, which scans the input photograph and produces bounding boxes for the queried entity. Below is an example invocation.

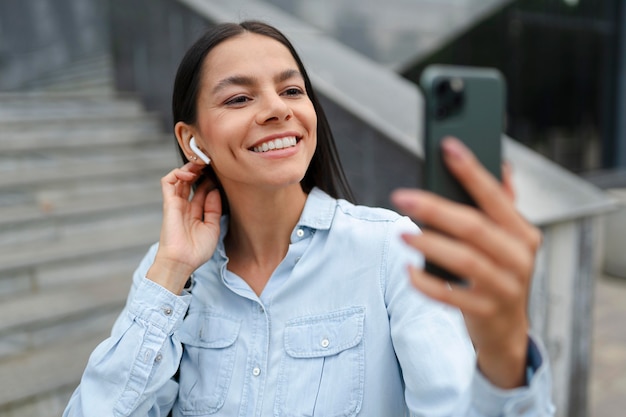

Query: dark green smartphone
[420,65,506,284]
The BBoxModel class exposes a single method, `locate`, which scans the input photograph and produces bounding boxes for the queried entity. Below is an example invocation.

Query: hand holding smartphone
[420,65,506,284]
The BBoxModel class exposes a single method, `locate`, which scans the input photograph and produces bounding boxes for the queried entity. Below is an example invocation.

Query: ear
[175,122,208,165]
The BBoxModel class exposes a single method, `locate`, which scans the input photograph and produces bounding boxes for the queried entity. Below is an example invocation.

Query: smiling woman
[177,31,318,200]
[63,21,555,417]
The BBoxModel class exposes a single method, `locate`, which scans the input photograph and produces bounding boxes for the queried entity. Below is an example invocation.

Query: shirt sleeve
[469,335,556,417]
[384,216,555,417]
[63,243,191,417]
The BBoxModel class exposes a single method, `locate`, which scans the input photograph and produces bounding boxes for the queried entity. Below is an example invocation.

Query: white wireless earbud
[189,137,211,165]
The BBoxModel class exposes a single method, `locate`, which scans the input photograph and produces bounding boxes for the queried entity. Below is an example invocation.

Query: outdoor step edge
[0,331,111,407]
[0,273,130,335]
[0,189,163,229]
[0,225,159,274]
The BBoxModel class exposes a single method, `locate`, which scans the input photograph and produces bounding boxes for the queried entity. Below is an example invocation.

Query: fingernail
[391,190,418,211]
[400,233,412,243]
[441,137,467,161]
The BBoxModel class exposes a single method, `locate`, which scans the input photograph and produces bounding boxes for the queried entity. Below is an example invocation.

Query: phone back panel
[421,65,505,206]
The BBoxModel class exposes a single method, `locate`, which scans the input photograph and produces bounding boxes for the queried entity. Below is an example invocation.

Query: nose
[256,92,292,124]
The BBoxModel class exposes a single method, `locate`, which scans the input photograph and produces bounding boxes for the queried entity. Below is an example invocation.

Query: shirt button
[321,338,330,348]
[252,367,261,376]
[296,228,304,238]
[155,353,163,363]
[163,307,173,316]
[258,305,265,314]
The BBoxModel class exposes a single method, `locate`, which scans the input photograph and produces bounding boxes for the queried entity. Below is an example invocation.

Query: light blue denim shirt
[65,187,554,417]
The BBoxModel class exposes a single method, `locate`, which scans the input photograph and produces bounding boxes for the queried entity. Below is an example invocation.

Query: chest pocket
[275,306,365,417]
[175,311,240,416]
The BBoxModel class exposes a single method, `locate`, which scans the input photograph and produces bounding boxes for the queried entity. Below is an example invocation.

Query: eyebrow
[211,69,304,95]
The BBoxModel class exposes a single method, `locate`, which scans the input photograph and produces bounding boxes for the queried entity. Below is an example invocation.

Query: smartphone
[420,65,506,284]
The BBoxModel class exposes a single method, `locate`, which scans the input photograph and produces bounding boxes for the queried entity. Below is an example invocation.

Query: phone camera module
[434,78,465,120]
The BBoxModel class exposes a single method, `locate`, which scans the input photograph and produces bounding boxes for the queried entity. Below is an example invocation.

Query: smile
[252,136,298,153]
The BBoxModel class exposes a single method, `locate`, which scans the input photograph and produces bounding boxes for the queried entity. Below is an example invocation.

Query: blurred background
[0,0,624,416]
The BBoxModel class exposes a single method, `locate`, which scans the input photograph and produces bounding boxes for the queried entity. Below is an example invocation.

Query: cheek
[199,114,244,152]
[301,104,317,138]
[306,102,317,128]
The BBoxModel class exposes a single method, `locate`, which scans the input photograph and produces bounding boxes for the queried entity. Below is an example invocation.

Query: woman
[64,21,554,416]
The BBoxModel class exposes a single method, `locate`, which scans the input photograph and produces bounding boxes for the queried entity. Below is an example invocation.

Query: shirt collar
[216,186,337,246]
[297,187,337,231]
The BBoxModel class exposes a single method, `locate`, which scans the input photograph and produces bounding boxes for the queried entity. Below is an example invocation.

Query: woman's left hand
[391,137,542,389]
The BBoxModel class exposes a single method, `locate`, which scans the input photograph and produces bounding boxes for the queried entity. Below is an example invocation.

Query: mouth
[251,136,298,153]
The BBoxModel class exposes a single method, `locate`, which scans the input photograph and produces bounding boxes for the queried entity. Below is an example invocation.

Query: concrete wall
[529,216,603,416]
[0,0,109,90]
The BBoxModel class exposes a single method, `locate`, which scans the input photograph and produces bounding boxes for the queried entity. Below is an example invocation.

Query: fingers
[407,264,504,318]
[161,163,203,201]
[392,191,535,279]
[441,137,541,252]
[392,189,535,278]
[161,163,213,201]
[189,178,210,219]
[402,231,521,298]
[189,178,221,224]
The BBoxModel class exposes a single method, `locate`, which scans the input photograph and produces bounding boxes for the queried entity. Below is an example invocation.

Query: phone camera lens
[434,78,465,120]
[450,78,464,93]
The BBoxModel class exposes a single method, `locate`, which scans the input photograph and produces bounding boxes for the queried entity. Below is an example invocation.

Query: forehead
[202,33,299,83]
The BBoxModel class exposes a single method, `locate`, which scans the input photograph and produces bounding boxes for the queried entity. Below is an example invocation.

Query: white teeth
[253,137,297,153]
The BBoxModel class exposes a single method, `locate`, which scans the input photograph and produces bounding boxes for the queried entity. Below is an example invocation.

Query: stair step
[0,183,162,228]
[27,78,115,95]
[0,128,172,152]
[0,93,146,121]
[0,329,114,411]
[0,246,148,304]
[0,273,129,358]
[22,55,115,93]
[0,187,163,250]
[0,110,163,133]
[0,203,162,253]
[0,172,161,207]
[27,54,112,81]
[0,385,75,417]
[0,207,160,275]
[0,173,171,210]
[0,145,178,191]
[0,90,138,104]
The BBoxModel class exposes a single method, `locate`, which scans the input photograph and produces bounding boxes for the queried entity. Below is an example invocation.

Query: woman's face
[191,32,317,193]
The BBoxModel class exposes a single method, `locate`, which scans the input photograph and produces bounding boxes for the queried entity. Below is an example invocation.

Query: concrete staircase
[0,56,178,416]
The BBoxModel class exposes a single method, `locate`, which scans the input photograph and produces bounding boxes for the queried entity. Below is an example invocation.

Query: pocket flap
[284,307,365,358]
[177,311,240,349]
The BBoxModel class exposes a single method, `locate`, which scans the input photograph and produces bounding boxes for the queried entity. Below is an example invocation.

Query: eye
[282,87,305,97]
[224,95,251,106]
